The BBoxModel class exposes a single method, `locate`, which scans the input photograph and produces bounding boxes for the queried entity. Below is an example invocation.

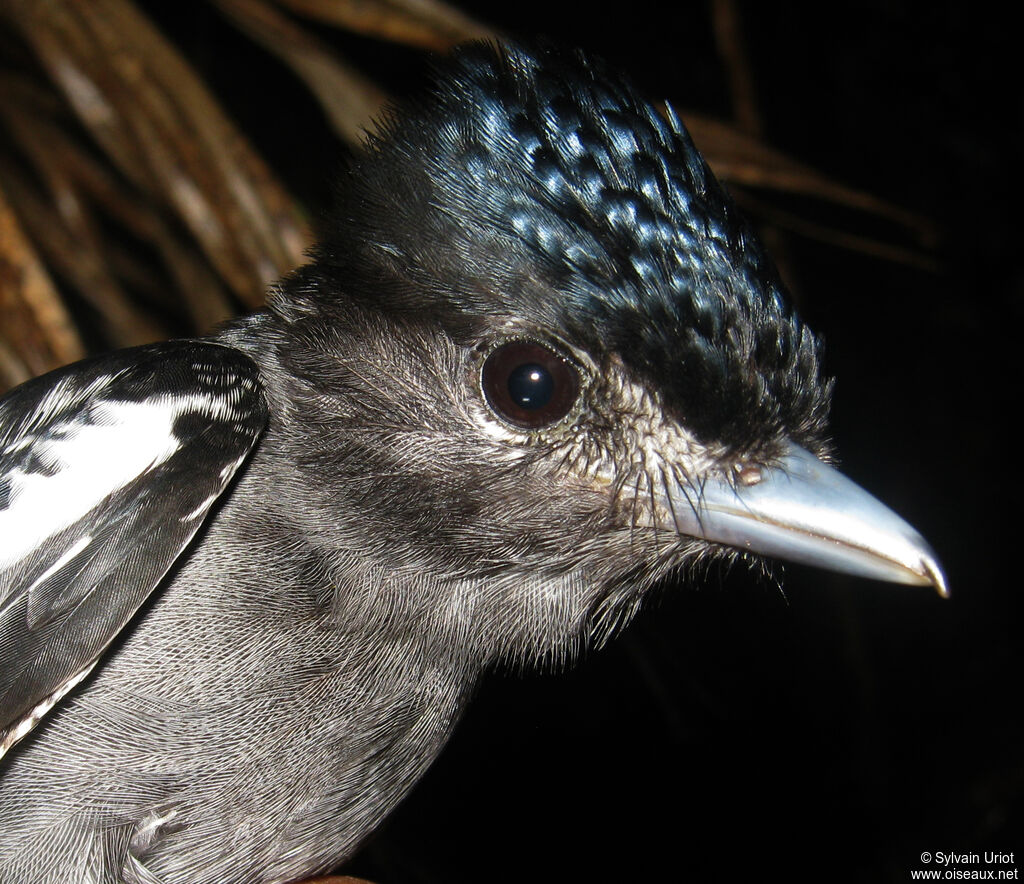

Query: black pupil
[507,363,553,410]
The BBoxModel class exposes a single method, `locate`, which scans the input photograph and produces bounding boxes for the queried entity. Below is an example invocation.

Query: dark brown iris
[481,341,580,430]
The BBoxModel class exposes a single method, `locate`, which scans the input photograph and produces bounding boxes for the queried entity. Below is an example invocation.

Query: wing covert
[0,341,267,758]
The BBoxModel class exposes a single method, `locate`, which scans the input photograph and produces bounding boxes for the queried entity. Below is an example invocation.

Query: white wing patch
[24,534,93,594]
[0,399,182,569]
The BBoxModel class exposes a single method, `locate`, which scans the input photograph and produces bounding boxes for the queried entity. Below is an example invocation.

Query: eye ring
[480,340,581,430]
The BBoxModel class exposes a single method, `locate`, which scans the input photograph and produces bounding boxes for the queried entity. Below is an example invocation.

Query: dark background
[121,2,1024,880]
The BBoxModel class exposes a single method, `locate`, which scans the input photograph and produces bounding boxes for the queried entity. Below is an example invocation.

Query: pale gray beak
[660,444,948,596]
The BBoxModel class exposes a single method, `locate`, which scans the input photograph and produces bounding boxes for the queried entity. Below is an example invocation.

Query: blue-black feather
[309,42,830,455]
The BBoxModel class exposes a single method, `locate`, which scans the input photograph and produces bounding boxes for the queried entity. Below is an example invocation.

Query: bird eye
[481,340,580,430]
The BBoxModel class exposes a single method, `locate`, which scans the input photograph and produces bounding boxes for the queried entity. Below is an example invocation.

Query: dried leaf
[1,0,310,308]
[683,111,938,245]
[0,178,85,389]
[275,0,493,50]
[1,73,237,333]
[0,157,169,346]
[214,0,389,146]
[731,188,942,273]
[711,0,762,135]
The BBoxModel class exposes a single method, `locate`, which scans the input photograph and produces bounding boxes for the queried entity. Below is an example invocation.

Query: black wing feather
[0,341,267,757]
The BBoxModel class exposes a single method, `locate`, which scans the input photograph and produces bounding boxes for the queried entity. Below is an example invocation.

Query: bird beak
[659,443,948,596]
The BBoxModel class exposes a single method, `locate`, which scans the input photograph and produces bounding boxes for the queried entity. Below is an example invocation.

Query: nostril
[734,462,764,487]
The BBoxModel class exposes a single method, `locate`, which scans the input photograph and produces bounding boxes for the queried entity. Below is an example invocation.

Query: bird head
[251,42,944,669]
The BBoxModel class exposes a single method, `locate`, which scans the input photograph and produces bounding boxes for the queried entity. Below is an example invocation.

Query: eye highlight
[481,340,580,430]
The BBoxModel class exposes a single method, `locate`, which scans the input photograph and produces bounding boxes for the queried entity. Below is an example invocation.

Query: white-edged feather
[0,341,268,757]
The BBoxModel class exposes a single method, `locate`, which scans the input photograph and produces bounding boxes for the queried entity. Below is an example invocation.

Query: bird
[0,40,946,884]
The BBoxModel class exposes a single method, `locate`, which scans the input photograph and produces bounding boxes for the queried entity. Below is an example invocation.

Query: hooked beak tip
[921,554,950,598]
[657,443,949,596]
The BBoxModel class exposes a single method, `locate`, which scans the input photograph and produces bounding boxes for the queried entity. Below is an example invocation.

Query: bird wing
[0,341,267,758]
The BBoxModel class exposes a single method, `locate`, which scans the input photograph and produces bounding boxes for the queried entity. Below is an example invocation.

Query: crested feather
[309,42,831,456]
